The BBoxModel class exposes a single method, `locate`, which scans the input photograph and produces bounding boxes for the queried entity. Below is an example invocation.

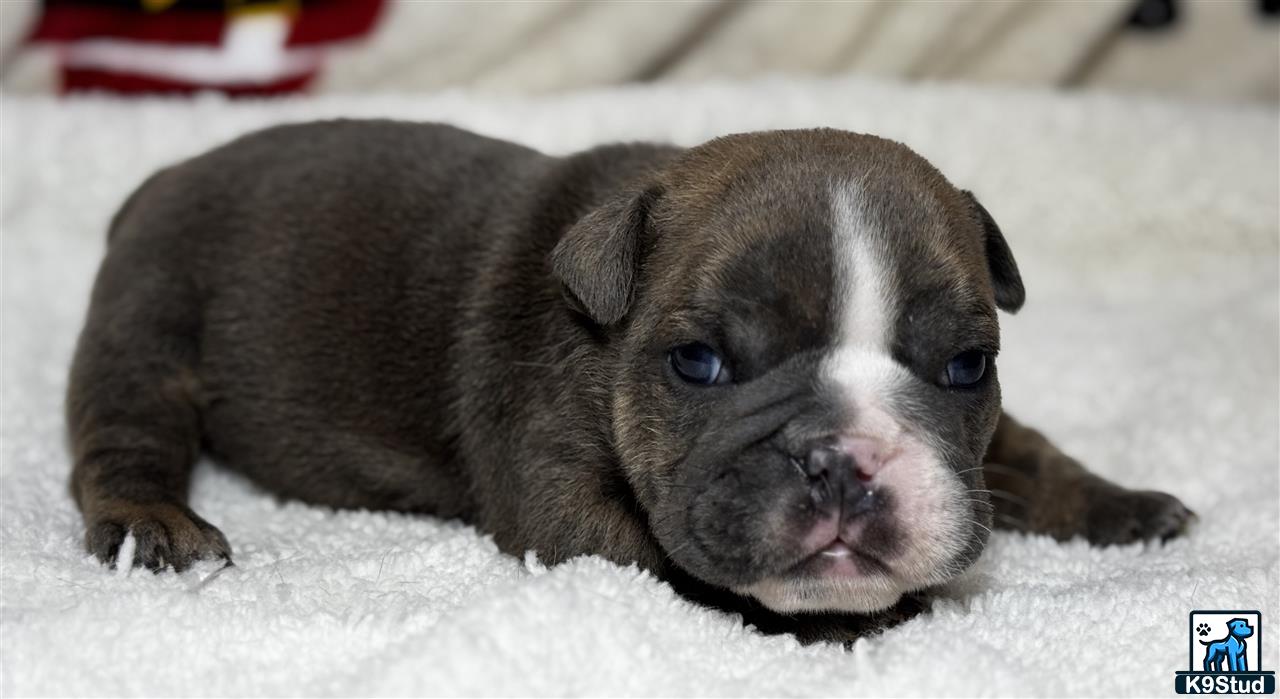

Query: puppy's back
[68,121,551,559]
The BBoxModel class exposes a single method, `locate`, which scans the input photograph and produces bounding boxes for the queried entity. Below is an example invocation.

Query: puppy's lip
[818,541,855,558]
[785,538,891,579]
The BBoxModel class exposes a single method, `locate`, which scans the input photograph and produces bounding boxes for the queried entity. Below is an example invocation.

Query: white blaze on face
[740,183,971,614]
[831,185,894,354]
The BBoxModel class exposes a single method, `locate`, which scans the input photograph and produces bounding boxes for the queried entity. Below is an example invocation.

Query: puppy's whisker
[961,498,996,510]
[661,539,697,562]
[789,456,808,480]
[967,519,993,536]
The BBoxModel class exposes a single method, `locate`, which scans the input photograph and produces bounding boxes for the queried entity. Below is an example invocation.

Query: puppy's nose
[803,443,875,517]
[833,435,894,479]
[804,436,889,484]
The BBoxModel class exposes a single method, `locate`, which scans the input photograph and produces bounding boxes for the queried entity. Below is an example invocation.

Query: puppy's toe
[1084,487,1195,546]
[85,520,128,566]
[84,502,232,572]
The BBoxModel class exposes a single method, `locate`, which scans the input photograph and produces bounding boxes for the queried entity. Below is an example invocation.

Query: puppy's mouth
[725,461,977,614]
[784,539,892,580]
[782,510,895,580]
[821,534,893,569]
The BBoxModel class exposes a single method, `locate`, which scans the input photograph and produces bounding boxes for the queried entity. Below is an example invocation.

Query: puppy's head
[551,129,1023,614]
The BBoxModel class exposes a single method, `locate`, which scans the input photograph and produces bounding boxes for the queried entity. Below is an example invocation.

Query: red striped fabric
[30,4,225,45]
[30,1,386,47]
[28,0,385,96]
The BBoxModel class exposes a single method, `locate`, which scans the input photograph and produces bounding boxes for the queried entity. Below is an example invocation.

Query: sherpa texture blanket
[1,78,1277,697]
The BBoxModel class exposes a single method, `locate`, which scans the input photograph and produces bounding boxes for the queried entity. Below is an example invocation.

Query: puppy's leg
[981,412,1194,545]
[67,240,229,572]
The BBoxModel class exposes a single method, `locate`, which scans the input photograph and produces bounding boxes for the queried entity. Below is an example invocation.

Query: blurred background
[0,0,1276,103]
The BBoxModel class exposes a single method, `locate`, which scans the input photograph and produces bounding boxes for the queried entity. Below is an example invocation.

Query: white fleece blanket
[1,78,1277,697]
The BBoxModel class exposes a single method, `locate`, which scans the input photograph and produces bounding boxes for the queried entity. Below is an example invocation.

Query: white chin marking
[735,576,905,615]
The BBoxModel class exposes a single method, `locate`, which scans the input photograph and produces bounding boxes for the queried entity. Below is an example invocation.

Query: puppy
[67,122,1193,643]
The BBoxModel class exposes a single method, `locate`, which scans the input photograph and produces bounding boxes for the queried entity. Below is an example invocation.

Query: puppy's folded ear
[550,185,660,326]
[962,190,1025,313]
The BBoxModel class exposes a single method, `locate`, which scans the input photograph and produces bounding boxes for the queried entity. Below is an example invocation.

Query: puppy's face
[553,129,1024,614]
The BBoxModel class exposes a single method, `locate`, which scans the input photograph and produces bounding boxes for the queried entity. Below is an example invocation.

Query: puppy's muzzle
[799,435,897,525]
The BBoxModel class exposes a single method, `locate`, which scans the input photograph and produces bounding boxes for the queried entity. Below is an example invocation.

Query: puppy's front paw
[1083,485,1195,546]
[84,501,232,572]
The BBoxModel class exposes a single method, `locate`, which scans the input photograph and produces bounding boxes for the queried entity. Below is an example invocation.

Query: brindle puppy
[66,123,1193,643]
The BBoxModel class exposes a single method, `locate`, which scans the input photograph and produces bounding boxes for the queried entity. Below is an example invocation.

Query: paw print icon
[1196,622,1211,636]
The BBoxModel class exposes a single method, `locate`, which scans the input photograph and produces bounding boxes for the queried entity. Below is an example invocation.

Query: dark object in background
[1127,0,1277,27]
[1127,0,1179,30]
[28,0,384,95]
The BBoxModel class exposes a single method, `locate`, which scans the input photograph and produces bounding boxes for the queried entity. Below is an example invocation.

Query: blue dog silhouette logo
[1203,618,1257,672]
[1176,610,1276,694]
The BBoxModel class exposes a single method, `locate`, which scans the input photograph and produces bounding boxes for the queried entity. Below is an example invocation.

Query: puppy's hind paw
[1083,486,1196,546]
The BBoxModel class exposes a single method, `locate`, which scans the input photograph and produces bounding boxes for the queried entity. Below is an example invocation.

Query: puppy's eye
[945,350,988,388]
[669,343,729,385]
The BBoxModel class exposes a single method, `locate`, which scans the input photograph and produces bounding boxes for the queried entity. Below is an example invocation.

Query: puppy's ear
[962,190,1025,313]
[550,186,659,326]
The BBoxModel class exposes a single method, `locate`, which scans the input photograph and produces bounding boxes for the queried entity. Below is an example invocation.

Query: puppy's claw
[1156,503,1197,542]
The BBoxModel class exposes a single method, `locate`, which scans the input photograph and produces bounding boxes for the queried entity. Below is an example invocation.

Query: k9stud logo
[1176,611,1276,694]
